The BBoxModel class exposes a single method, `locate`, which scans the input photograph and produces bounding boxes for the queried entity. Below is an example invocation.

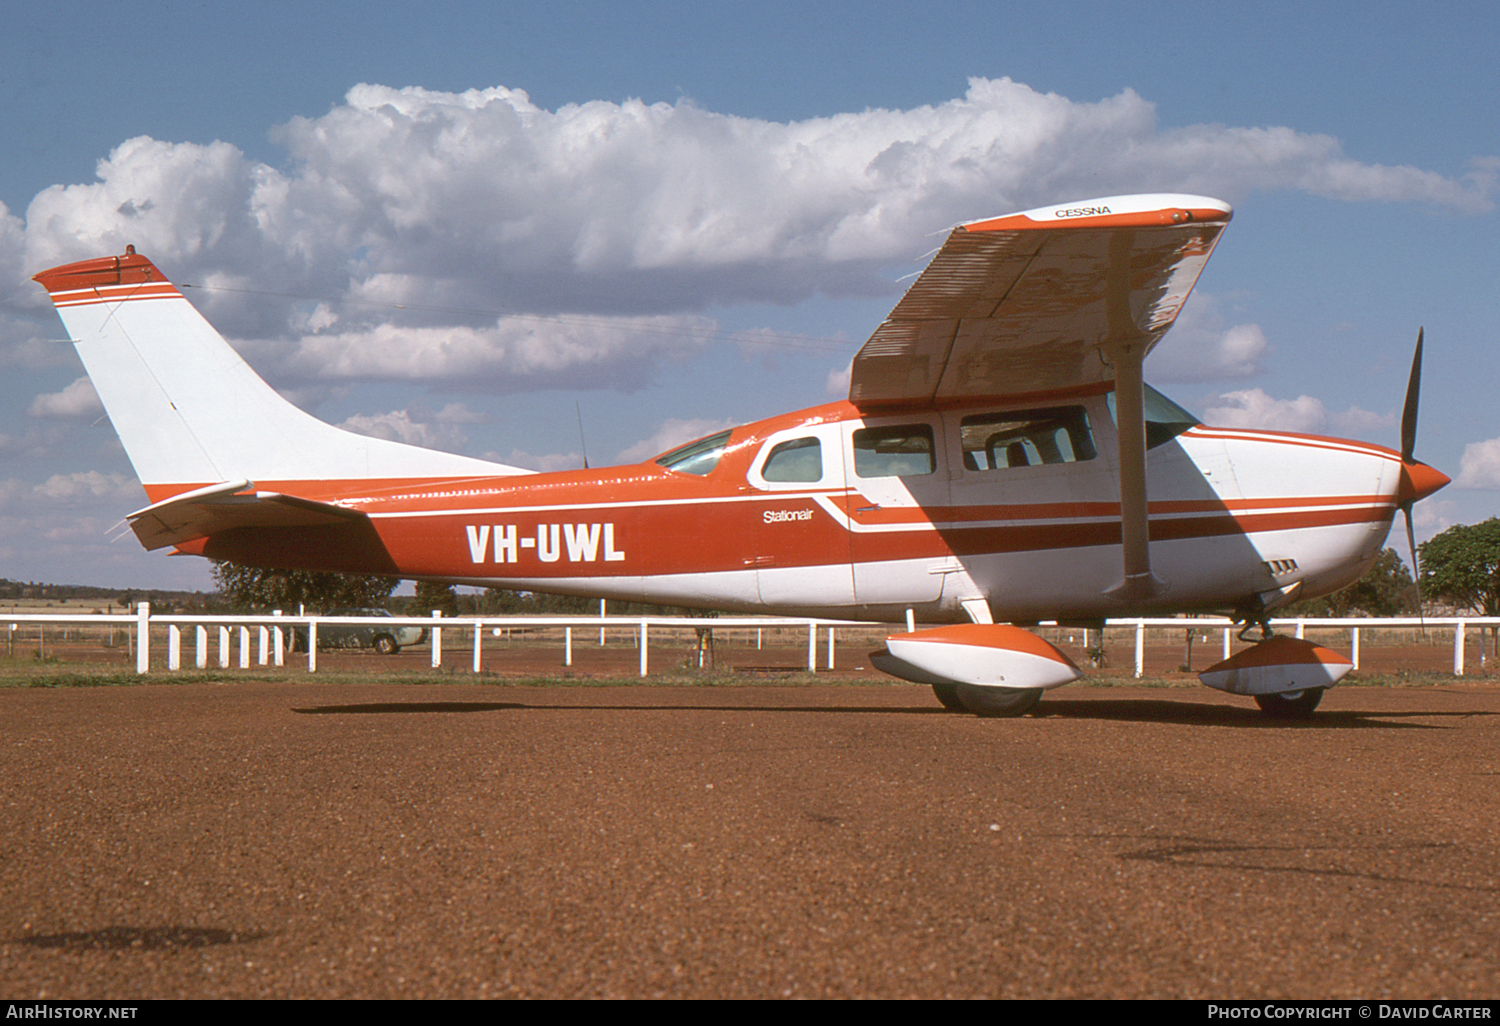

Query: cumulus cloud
[336,401,495,452]
[499,448,586,473]
[0,425,70,463]
[1198,389,1396,438]
[1328,406,1394,438]
[826,360,853,397]
[337,409,463,452]
[616,417,740,464]
[284,313,717,392]
[27,377,103,419]
[1147,294,1269,383]
[1201,389,1330,433]
[1456,438,1500,489]
[32,470,138,502]
[8,76,1493,395]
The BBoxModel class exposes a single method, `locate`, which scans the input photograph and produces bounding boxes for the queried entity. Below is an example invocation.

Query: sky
[1,0,1497,591]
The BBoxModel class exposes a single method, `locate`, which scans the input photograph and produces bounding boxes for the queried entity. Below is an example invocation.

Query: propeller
[1401,328,1423,466]
[1395,328,1443,624]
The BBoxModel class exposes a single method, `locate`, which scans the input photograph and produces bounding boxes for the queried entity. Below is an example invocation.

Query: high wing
[127,480,368,551]
[848,194,1233,407]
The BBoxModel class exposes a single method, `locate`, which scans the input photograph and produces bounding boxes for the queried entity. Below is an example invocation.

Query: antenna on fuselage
[576,401,590,470]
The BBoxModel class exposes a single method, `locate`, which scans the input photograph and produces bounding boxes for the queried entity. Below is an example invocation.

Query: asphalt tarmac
[2,681,1498,999]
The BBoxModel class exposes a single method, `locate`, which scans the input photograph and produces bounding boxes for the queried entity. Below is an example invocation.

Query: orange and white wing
[848,194,1233,407]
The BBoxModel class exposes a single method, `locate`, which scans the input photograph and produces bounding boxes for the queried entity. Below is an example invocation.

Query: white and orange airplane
[31,194,1449,717]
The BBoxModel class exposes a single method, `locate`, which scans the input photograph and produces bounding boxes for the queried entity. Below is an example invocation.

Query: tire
[954,685,1044,718]
[931,683,967,711]
[1254,689,1323,719]
[373,634,400,656]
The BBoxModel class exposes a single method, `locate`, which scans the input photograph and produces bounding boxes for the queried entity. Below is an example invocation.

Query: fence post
[135,602,150,674]
[807,622,816,672]
[431,611,443,668]
[219,626,230,668]
[565,626,573,667]
[239,626,251,668]
[1295,619,1305,640]
[195,626,208,669]
[827,626,836,670]
[168,625,181,671]
[1351,626,1360,671]
[1455,620,1465,676]
[472,619,483,673]
[1134,620,1145,678]
[272,610,285,666]
[639,620,648,677]
[257,626,269,666]
[307,621,317,673]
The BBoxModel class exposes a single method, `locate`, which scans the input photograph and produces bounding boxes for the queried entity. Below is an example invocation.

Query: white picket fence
[4,605,1498,678]
[4,605,878,677]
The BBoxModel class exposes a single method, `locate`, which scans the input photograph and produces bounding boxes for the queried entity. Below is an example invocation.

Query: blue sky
[1,0,1496,590]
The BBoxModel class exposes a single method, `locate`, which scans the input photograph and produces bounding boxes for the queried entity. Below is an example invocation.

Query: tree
[1420,519,1500,616]
[1284,547,1413,617]
[211,561,398,612]
[1325,548,1414,616]
[409,581,460,617]
[1420,519,1500,661]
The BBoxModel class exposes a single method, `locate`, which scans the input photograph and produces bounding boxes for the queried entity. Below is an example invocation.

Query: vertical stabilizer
[32,250,528,491]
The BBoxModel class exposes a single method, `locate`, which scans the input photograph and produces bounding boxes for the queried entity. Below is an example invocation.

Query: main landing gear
[931,683,1044,717]
[1253,689,1324,718]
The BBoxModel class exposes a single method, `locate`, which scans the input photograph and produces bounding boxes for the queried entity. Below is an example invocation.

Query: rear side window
[761,437,823,482]
[853,424,934,478]
[960,406,1096,471]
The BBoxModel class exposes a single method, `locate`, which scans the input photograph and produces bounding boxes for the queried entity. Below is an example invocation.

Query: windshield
[1106,385,1201,449]
[656,430,733,476]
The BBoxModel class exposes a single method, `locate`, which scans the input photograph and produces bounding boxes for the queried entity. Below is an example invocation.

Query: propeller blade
[1401,328,1423,463]
[1403,503,1426,626]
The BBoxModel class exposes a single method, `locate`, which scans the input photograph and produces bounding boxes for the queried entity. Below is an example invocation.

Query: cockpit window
[761,437,823,482]
[656,429,733,476]
[1106,386,1201,449]
[853,424,935,478]
[960,406,1096,471]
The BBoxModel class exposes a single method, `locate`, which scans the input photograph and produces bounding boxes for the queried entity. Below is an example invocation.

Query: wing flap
[128,481,368,551]
[850,194,1232,407]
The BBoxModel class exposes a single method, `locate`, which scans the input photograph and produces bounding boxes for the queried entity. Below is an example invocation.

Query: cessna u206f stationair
[32,194,1450,717]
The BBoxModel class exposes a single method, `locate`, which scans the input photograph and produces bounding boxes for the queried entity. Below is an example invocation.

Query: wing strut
[1104,340,1165,603]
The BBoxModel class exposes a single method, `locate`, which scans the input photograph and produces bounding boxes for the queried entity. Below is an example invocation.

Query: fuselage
[179,385,1414,624]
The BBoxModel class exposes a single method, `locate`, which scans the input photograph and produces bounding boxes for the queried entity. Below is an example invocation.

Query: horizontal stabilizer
[128,481,367,551]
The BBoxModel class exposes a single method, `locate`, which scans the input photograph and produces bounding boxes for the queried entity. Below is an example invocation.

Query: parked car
[290,608,428,655]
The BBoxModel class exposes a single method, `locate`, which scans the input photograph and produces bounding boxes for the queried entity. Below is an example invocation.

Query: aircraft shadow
[16,926,269,951]
[293,701,525,715]
[1101,833,1498,894]
[1032,697,1457,729]
[286,696,1477,729]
